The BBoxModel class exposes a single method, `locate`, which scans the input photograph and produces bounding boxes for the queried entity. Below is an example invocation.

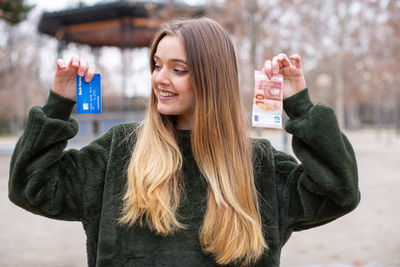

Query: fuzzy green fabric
[9,89,360,266]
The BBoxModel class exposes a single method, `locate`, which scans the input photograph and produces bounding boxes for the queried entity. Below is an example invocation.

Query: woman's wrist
[52,87,76,101]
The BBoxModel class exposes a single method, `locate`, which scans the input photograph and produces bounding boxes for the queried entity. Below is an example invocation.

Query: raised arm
[8,90,113,221]
[263,53,359,242]
[8,57,111,221]
[275,89,360,235]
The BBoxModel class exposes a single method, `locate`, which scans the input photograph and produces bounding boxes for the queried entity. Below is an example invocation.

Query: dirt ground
[0,128,399,267]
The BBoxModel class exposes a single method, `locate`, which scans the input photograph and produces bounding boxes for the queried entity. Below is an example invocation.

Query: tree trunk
[334,0,350,129]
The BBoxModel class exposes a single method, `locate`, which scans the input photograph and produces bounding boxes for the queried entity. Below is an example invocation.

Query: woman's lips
[160,91,177,97]
[158,89,178,100]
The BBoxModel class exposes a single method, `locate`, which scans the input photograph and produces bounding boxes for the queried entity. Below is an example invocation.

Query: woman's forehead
[154,35,187,62]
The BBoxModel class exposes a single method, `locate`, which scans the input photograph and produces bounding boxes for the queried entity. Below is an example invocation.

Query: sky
[27,0,205,12]
[27,0,102,11]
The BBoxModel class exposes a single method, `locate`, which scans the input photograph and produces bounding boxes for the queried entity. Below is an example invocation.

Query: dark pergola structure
[38,1,205,53]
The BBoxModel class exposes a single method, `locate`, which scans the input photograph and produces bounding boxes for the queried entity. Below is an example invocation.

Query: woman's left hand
[263,53,306,99]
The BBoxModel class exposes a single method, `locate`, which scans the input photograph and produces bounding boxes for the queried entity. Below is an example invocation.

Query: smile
[160,91,177,97]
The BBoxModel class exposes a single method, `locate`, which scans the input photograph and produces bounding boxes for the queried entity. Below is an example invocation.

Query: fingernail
[78,71,84,76]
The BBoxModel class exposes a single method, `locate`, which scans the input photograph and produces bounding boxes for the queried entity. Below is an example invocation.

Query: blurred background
[0,0,399,266]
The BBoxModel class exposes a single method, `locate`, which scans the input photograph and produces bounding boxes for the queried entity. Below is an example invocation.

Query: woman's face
[151,35,195,130]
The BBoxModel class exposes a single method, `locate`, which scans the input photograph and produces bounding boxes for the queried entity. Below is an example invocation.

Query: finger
[77,58,89,77]
[85,64,96,83]
[56,58,67,71]
[69,55,80,69]
[272,56,279,75]
[290,54,302,69]
[263,60,272,79]
[278,53,293,68]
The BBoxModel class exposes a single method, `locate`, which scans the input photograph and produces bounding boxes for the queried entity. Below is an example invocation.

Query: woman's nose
[154,67,170,85]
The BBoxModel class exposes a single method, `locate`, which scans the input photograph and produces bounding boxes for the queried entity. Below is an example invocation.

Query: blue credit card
[76,74,101,113]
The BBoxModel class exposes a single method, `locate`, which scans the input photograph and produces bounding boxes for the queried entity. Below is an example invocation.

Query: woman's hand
[52,56,96,101]
[263,53,306,99]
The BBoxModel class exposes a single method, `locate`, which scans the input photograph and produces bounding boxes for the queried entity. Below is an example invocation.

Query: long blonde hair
[119,17,267,265]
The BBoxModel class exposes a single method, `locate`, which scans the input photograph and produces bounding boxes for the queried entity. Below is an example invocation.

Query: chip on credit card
[76,74,101,114]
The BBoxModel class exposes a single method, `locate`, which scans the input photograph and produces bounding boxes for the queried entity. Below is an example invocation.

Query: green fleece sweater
[9,88,360,266]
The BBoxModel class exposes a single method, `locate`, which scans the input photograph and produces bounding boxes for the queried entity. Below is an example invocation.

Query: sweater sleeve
[273,89,360,236]
[8,90,113,222]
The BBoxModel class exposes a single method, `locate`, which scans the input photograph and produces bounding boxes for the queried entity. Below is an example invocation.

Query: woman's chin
[157,107,175,116]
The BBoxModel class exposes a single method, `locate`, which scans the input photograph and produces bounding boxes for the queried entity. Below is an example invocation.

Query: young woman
[9,17,360,266]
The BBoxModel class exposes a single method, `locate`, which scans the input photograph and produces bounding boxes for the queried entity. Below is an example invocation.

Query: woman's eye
[154,64,161,70]
[174,68,188,74]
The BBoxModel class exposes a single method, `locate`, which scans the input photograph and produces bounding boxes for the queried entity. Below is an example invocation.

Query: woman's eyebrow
[154,55,187,65]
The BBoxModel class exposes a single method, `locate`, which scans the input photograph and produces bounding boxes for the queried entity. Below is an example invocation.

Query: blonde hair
[119,17,267,265]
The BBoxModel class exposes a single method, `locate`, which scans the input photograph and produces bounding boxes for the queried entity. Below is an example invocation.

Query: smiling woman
[9,17,360,267]
[151,35,194,130]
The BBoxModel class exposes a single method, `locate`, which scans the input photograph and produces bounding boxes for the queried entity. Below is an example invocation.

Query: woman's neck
[176,114,193,130]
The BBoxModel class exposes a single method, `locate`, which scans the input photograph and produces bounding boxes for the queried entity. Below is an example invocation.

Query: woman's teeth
[160,91,177,97]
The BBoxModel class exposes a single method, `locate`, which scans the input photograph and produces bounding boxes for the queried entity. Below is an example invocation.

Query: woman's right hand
[52,56,96,101]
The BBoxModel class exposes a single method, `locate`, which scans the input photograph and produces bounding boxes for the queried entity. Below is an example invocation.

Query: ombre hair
[119,17,267,265]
